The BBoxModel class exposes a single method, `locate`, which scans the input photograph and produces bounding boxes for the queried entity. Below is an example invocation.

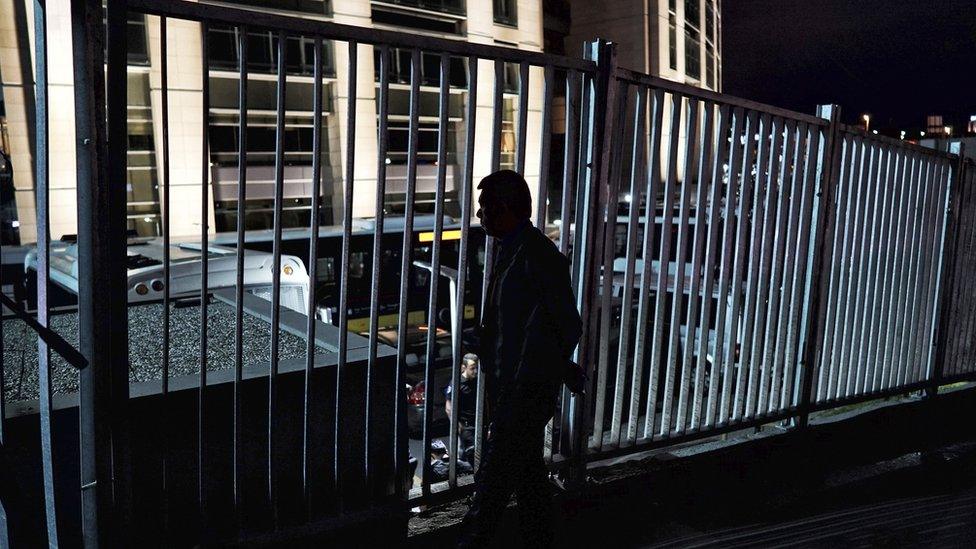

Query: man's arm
[537,251,583,360]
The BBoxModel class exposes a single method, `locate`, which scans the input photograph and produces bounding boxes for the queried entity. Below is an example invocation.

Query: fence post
[72,0,131,544]
[795,104,842,429]
[928,142,967,398]
[564,39,618,487]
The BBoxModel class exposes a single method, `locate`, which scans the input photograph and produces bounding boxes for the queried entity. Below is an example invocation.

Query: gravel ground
[3,301,312,402]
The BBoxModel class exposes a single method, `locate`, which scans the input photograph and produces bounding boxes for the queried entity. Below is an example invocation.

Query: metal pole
[73,0,129,544]
[795,105,842,429]
[568,39,617,483]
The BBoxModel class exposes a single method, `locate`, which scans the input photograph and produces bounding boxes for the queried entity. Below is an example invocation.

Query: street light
[862,113,870,132]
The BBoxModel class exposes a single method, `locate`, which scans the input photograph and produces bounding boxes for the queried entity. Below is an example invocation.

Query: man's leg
[457,420,519,547]
[514,447,553,547]
[513,393,555,548]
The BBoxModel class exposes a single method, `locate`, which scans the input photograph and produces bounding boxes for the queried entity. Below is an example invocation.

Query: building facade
[564,0,721,91]
[0,0,547,244]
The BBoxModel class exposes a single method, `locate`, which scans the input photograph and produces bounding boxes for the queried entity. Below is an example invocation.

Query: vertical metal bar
[829,136,865,400]
[882,150,909,390]
[781,126,822,409]
[610,85,646,445]
[855,145,889,394]
[906,158,938,383]
[232,22,248,521]
[159,16,174,537]
[930,146,967,395]
[592,80,629,450]
[717,110,757,425]
[473,58,505,471]
[198,20,212,528]
[951,161,976,377]
[302,35,323,511]
[920,159,951,384]
[369,44,390,493]
[893,153,922,387]
[743,115,784,418]
[680,101,715,432]
[841,141,878,397]
[746,120,794,416]
[757,120,796,415]
[267,29,287,527]
[881,150,911,390]
[911,155,938,384]
[106,1,132,542]
[836,137,870,397]
[559,70,580,257]
[661,96,699,435]
[920,159,948,382]
[697,104,732,429]
[704,106,743,426]
[535,65,554,227]
[901,156,930,385]
[419,53,449,495]
[795,104,842,428]
[72,0,119,542]
[870,148,898,392]
[952,165,976,376]
[733,114,775,421]
[815,134,853,401]
[554,69,580,456]
[33,0,58,542]
[447,54,477,485]
[643,92,682,439]
[335,39,357,502]
[627,87,664,444]
[571,39,616,476]
[865,148,896,393]
[515,61,530,174]
[769,121,806,412]
[395,48,421,480]
[894,153,924,387]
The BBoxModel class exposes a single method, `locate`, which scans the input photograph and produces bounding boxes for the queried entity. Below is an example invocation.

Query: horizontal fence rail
[3,3,976,546]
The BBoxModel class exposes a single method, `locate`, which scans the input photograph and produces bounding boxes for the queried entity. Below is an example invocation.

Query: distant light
[624,193,632,203]
[944,125,952,136]
[900,130,906,140]
[862,114,870,122]
[553,219,562,226]
[385,157,392,165]
[921,131,926,137]
[872,130,878,135]
[143,216,152,222]
[11,220,19,228]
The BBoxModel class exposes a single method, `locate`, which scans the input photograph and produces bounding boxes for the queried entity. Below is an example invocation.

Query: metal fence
[2,0,976,546]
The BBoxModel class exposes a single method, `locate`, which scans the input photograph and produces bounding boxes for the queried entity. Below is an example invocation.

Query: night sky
[722,0,976,134]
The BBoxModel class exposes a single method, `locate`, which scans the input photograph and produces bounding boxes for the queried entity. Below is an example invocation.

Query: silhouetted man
[458,170,582,547]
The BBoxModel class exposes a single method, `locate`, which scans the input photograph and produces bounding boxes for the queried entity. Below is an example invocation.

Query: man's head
[461,353,478,380]
[477,170,532,238]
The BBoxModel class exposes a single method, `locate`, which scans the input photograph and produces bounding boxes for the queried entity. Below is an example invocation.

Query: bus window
[316,257,336,283]
[350,251,367,278]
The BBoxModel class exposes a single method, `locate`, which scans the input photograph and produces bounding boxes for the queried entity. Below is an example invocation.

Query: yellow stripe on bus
[418,230,462,242]
[346,305,475,333]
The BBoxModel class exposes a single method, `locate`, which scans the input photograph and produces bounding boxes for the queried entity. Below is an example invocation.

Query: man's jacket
[479,224,583,408]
